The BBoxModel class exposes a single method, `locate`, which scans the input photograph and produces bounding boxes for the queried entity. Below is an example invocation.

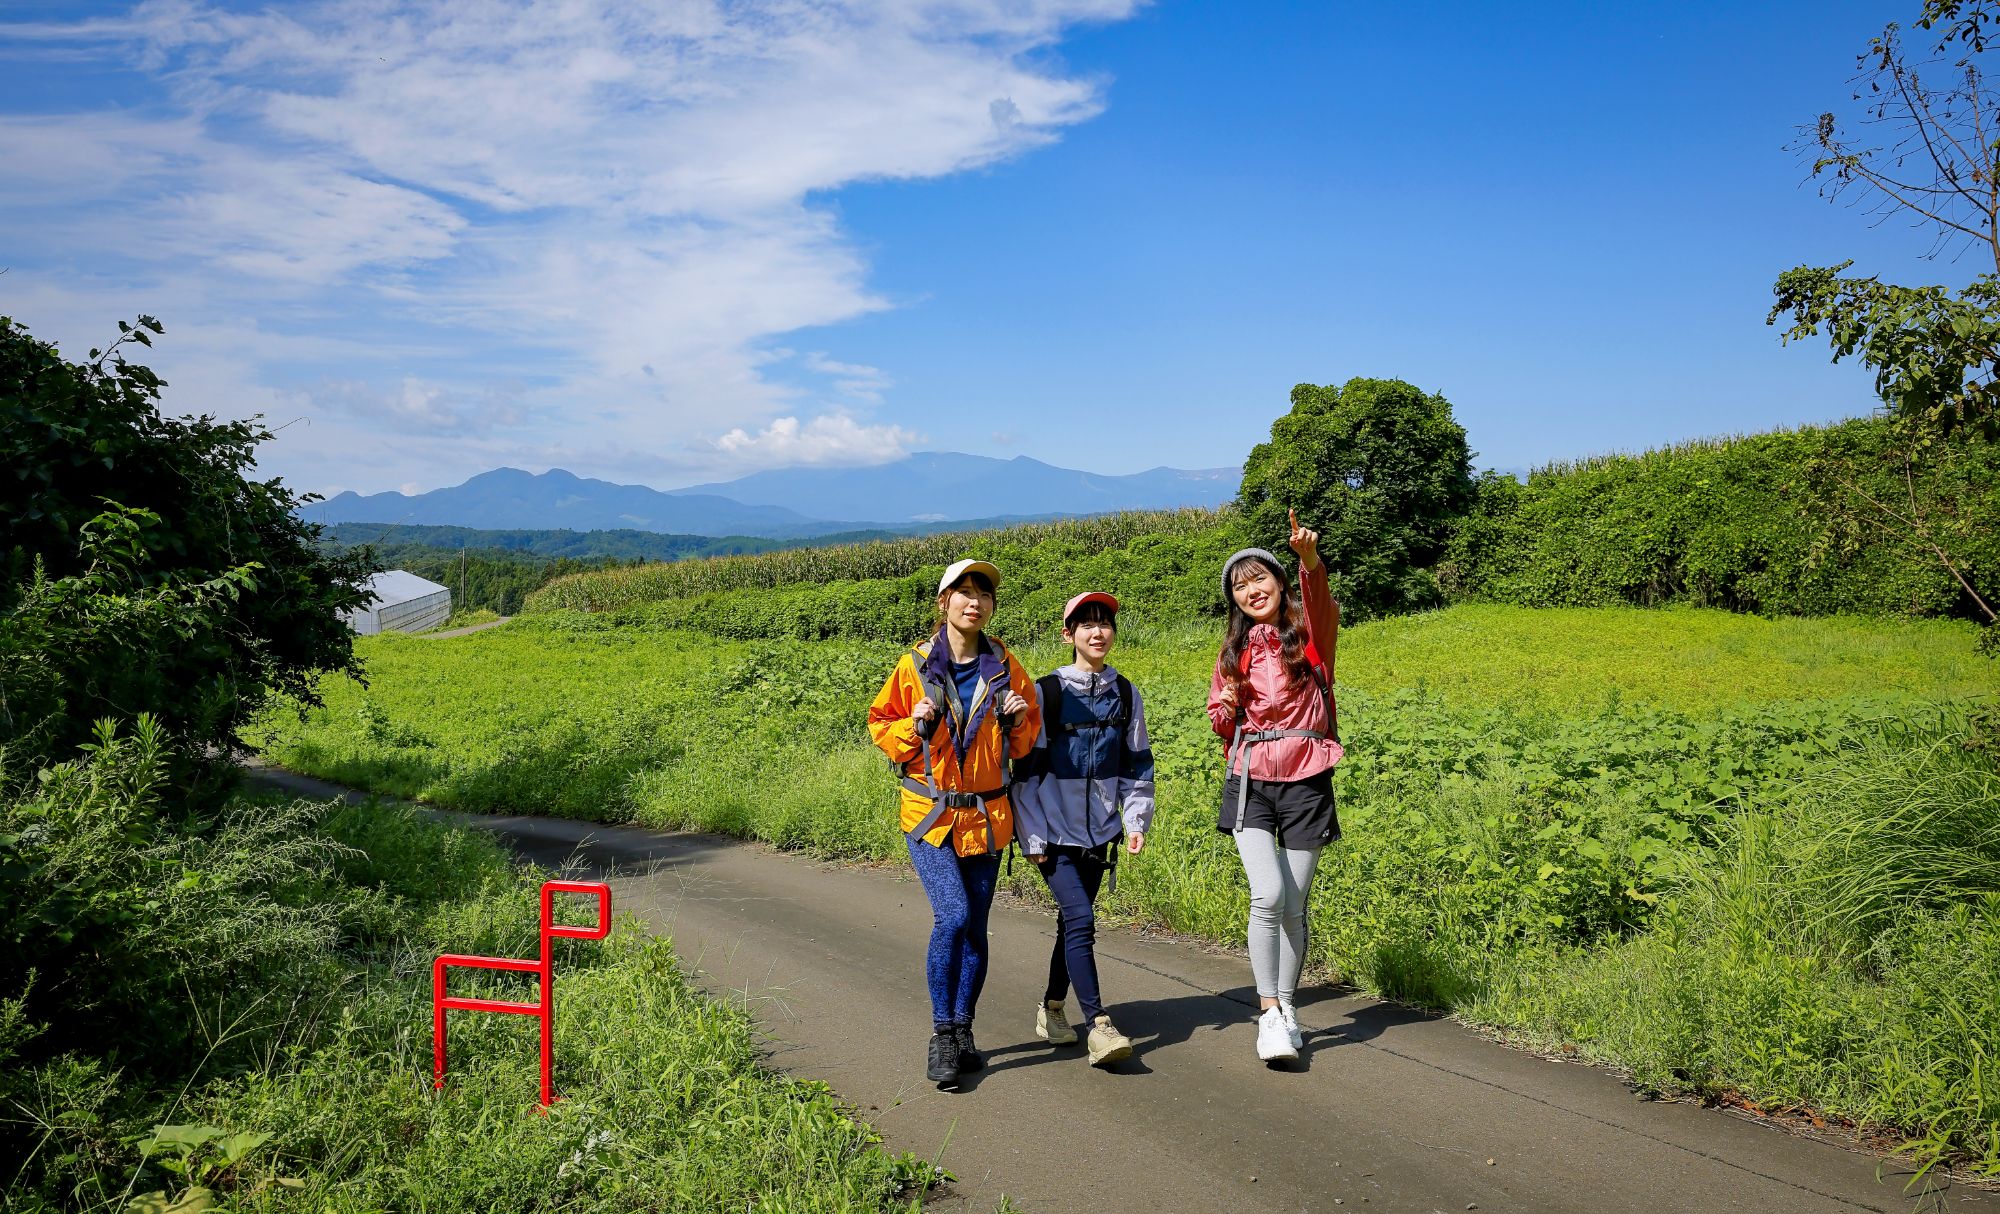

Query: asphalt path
[248,767,1999,1214]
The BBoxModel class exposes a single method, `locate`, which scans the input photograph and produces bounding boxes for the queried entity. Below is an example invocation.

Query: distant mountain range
[313,453,1241,537]
[669,452,1239,524]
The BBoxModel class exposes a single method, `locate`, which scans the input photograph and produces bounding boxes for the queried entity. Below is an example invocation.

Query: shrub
[1446,415,2000,620]
[0,316,370,778]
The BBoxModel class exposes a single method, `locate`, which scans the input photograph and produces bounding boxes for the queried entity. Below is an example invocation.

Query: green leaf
[139,1125,225,1156]
[215,1131,271,1165]
[127,1188,215,1214]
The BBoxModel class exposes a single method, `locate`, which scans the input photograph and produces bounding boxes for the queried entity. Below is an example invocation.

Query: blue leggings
[905,835,1000,1030]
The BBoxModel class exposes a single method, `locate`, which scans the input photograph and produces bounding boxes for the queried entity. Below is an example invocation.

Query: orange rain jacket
[868,632,1041,856]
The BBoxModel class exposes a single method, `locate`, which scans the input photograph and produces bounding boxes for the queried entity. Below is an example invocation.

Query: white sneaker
[1256,1006,1298,1062]
[1279,1002,1304,1050]
[1036,1000,1078,1046]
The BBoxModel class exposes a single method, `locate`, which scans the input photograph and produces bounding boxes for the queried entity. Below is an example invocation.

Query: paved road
[249,767,1998,1214]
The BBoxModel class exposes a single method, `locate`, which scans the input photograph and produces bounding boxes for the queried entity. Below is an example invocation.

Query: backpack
[1221,637,1339,832]
[897,635,1019,856]
[1235,637,1337,742]
[1033,669,1137,892]
[1036,671,1134,743]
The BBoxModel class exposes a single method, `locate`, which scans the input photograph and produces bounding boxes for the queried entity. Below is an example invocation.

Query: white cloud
[0,0,1138,493]
[716,413,922,466]
[801,351,893,403]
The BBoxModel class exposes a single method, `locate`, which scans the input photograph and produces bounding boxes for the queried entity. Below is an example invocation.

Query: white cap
[938,558,1001,594]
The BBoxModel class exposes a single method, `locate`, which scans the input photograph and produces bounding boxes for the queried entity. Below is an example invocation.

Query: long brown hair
[1219,554,1314,704]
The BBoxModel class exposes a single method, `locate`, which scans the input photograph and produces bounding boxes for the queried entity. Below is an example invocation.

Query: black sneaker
[926,1029,960,1089]
[953,1023,985,1072]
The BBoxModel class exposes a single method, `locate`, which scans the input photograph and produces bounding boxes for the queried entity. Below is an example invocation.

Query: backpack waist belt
[903,733,1008,854]
[1225,726,1327,831]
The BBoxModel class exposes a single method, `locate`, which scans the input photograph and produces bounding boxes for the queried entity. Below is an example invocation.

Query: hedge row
[523,508,1231,614]
[1447,417,2000,619]
[533,520,1250,645]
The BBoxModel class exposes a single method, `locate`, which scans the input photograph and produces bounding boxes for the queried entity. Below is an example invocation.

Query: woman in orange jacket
[867,558,1040,1090]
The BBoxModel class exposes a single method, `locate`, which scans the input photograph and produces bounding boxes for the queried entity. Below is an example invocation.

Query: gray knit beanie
[1220,547,1287,604]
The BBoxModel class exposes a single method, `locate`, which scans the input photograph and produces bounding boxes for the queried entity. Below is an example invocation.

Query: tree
[0,315,372,785]
[1769,0,2000,639]
[1236,377,1475,619]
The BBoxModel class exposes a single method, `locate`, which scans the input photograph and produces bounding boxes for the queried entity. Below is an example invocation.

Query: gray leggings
[1232,828,1323,1002]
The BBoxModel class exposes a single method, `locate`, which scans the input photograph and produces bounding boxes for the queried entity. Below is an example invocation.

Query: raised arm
[1289,508,1338,677]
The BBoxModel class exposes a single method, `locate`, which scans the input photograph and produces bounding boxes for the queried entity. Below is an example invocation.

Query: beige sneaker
[1086,1015,1134,1066]
[1036,999,1078,1045]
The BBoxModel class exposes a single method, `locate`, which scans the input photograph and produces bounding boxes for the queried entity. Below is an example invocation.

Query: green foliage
[1769,1,2000,642]
[1,733,932,1212]
[1445,416,2000,619]
[1,509,265,767]
[354,545,626,616]
[523,508,1240,620]
[0,717,360,1076]
[1770,266,2000,444]
[1479,722,2000,1177]
[254,603,2000,1174]
[0,316,369,775]
[1237,378,1475,618]
[322,521,827,562]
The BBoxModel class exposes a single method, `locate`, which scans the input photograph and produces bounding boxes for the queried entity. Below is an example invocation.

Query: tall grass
[1476,723,2000,1177]
[2,732,944,1212]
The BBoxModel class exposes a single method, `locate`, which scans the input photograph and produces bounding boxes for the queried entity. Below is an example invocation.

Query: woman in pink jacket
[1207,510,1342,1064]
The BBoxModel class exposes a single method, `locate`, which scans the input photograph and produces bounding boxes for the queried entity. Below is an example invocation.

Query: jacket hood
[1055,663,1124,691]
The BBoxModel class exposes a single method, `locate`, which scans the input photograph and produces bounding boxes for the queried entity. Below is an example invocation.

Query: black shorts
[1217,768,1339,847]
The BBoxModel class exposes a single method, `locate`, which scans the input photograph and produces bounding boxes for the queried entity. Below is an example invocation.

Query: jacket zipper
[1087,670,1101,849]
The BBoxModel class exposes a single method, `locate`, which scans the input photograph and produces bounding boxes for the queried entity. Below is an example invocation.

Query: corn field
[523,508,1235,613]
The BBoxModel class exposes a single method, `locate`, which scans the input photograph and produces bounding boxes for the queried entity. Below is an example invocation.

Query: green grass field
[254,602,2000,1177]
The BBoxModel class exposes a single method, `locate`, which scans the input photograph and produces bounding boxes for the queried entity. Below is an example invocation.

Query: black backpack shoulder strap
[1036,672,1067,740]
[1115,673,1134,732]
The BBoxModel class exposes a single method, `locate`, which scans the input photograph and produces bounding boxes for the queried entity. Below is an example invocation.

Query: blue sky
[0,1,1963,496]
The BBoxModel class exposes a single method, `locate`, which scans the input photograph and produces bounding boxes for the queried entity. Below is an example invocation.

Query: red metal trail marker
[432,879,612,1108]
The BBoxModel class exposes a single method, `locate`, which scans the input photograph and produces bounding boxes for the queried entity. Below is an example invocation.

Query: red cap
[1062,591,1120,625]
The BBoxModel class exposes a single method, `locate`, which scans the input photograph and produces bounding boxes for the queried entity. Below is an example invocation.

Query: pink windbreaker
[1206,560,1343,782]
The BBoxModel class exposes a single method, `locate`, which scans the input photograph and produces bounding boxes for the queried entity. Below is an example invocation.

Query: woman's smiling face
[939,576,992,632]
[1231,562,1282,625]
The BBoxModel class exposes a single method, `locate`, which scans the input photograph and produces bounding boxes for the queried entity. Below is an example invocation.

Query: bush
[0,315,370,778]
[1446,415,2000,620]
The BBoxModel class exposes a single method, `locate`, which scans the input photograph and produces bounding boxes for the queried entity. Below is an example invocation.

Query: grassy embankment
[256,599,2000,1177]
[4,752,947,1213]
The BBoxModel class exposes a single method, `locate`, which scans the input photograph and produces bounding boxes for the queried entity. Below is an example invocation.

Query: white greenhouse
[342,570,452,635]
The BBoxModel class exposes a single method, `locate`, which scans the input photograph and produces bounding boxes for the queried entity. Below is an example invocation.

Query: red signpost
[432,879,612,1108]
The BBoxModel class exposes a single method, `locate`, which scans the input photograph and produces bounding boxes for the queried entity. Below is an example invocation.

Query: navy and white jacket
[1012,664,1156,855]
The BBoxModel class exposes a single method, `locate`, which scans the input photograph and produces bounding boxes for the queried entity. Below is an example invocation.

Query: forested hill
[319,523,866,562]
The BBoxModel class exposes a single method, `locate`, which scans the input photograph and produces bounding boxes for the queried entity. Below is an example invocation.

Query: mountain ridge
[314,452,1242,537]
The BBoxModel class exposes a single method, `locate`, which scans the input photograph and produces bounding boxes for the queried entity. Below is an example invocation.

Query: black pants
[1036,844,1111,1022]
